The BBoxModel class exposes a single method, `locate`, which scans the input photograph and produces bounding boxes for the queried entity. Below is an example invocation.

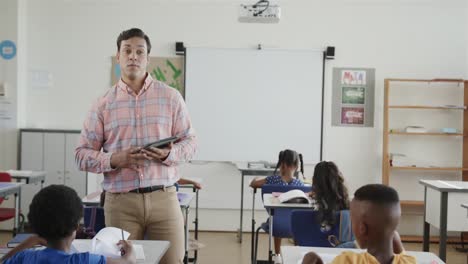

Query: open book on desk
[273,190,312,204]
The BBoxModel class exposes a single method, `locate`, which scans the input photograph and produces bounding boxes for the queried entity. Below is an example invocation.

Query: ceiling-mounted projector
[239,0,281,24]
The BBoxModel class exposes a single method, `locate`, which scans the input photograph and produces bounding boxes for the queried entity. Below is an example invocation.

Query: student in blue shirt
[250,149,304,261]
[1,185,136,264]
[250,149,304,188]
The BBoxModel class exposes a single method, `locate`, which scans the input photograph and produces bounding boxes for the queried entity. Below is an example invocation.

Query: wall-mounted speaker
[326,46,335,59]
[175,42,185,55]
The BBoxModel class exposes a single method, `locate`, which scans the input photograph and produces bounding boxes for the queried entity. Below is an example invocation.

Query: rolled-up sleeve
[75,99,114,173]
[163,92,197,166]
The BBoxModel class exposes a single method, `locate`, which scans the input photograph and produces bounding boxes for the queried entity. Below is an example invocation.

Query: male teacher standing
[75,28,197,264]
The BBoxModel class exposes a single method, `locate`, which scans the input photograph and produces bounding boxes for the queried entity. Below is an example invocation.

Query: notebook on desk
[71,227,145,260]
[7,233,35,248]
[71,240,145,260]
[0,183,16,188]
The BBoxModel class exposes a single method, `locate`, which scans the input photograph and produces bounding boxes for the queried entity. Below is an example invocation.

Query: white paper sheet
[92,227,130,258]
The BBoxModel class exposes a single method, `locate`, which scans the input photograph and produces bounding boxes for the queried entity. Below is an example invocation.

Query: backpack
[327,210,355,247]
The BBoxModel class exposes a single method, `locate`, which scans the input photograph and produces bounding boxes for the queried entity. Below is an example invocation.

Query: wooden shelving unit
[389,105,466,110]
[389,131,464,136]
[390,166,468,171]
[382,79,468,207]
[400,200,424,207]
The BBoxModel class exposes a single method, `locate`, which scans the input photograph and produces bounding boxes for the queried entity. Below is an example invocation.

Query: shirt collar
[117,73,153,94]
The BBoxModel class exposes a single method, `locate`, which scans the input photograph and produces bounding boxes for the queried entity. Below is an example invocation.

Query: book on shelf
[441,127,458,134]
[404,126,427,133]
[431,78,464,82]
[442,105,466,109]
[389,153,407,167]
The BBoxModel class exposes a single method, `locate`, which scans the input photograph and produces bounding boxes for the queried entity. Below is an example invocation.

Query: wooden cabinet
[19,129,86,216]
[382,79,467,207]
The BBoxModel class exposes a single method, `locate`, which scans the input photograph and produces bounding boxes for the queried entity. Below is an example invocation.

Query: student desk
[73,239,170,264]
[178,192,195,264]
[6,170,46,186]
[419,179,468,262]
[0,182,23,235]
[81,191,195,264]
[6,170,46,228]
[262,193,315,263]
[280,246,444,264]
[177,178,202,264]
[250,184,312,263]
[236,164,276,243]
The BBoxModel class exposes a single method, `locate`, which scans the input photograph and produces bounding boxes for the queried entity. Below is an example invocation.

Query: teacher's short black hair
[28,185,83,242]
[117,28,152,54]
[354,184,399,205]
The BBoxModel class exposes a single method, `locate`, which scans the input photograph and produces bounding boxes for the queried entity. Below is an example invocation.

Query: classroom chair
[83,206,105,234]
[253,184,312,264]
[0,172,24,235]
[290,209,351,247]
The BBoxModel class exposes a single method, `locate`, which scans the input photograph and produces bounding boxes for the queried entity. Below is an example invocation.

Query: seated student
[250,149,304,188]
[250,149,304,262]
[2,185,136,264]
[309,161,350,233]
[303,184,416,264]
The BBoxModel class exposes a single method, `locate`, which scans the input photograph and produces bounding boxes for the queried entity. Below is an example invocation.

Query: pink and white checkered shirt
[75,74,197,193]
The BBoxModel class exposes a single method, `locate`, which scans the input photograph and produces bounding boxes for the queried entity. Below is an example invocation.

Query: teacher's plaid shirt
[75,74,197,193]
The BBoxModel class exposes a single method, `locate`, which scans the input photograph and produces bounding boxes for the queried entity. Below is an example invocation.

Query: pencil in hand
[120,228,125,256]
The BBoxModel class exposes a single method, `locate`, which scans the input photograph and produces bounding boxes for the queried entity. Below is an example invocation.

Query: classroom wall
[0,0,19,230]
[0,0,18,171]
[7,0,468,234]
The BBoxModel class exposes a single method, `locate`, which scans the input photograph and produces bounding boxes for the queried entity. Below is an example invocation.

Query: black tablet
[142,136,179,150]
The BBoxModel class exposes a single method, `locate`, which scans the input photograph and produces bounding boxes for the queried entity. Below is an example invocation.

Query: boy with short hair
[303,184,415,264]
[2,185,136,264]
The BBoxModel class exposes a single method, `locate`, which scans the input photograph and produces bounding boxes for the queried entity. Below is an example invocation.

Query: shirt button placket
[135,96,141,143]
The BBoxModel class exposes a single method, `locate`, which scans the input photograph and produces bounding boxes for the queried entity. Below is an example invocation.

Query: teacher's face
[117,37,149,82]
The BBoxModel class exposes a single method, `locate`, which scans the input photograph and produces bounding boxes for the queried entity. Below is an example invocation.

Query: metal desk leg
[423,186,430,252]
[194,188,199,263]
[239,172,245,243]
[14,192,19,236]
[251,188,256,263]
[184,207,189,264]
[16,180,22,228]
[439,192,448,262]
[268,208,274,264]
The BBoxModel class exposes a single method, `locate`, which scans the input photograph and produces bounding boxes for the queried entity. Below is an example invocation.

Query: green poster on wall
[111,56,185,98]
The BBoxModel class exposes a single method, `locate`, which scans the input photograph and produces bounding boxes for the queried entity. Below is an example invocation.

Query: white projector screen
[185,47,324,163]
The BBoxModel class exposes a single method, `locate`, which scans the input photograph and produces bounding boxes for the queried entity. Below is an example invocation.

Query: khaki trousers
[104,186,184,264]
